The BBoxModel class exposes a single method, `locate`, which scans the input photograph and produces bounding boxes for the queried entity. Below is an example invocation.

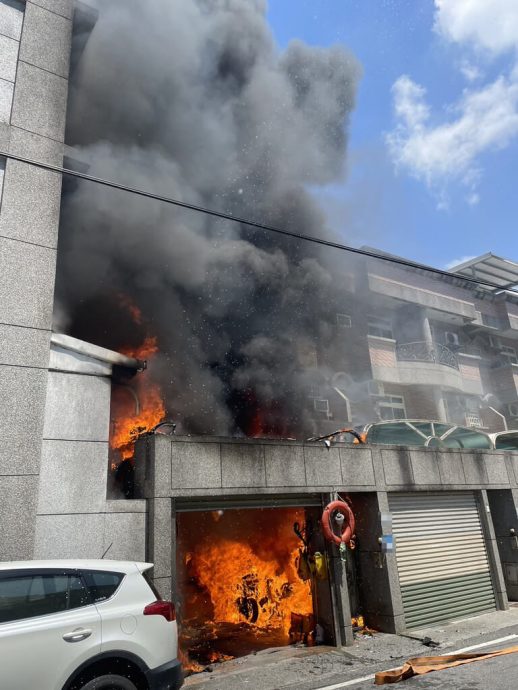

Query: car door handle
[63,628,93,643]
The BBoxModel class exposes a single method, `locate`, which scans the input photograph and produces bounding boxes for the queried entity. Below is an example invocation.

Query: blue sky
[267,0,518,269]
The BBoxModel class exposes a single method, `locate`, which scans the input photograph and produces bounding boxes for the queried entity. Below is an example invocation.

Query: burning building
[3,0,518,664]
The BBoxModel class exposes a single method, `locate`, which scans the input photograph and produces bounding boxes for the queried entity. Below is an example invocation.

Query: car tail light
[143,600,176,622]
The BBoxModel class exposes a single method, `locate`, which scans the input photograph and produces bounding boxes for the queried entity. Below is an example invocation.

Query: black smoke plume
[56,0,361,436]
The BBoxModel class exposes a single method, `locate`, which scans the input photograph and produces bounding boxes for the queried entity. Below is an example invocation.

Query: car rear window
[82,570,124,603]
[0,572,89,623]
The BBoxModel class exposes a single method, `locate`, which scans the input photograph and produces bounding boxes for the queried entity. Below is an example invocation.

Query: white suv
[0,560,183,690]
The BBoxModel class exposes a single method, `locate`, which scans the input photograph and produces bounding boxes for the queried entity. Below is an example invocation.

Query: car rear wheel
[78,674,138,690]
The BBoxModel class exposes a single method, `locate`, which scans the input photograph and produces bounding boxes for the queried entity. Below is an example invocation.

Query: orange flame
[109,304,166,463]
[110,380,166,460]
[187,538,312,634]
[119,335,159,360]
[178,507,315,669]
[117,292,143,325]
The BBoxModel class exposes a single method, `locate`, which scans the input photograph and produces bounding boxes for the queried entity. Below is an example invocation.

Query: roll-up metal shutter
[389,492,495,629]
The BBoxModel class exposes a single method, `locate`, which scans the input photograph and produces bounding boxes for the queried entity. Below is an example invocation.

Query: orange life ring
[321,499,355,546]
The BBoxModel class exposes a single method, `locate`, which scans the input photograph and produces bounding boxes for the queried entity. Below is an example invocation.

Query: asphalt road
[184,623,518,690]
[313,636,518,690]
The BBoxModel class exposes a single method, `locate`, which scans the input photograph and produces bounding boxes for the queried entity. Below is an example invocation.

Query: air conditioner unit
[314,398,330,414]
[445,331,460,347]
[368,381,385,397]
[489,335,502,349]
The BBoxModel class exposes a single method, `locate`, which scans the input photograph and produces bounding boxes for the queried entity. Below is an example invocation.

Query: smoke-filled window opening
[176,505,336,672]
[336,313,352,329]
[367,316,394,340]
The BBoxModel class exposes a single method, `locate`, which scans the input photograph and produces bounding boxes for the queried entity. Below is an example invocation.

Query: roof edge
[51,333,142,370]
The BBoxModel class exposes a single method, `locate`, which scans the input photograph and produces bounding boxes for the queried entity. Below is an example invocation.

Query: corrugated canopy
[451,253,518,293]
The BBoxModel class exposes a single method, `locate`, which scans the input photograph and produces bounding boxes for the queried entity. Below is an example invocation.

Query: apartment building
[306,253,518,434]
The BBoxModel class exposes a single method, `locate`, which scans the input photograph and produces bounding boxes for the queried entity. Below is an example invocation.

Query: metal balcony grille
[396,341,459,370]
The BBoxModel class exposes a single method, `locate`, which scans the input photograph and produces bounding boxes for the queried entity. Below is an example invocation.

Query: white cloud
[435,0,518,55]
[386,74,518,204]
[460,59,482,83]
[386,1,518,207]
[444,255,477,270]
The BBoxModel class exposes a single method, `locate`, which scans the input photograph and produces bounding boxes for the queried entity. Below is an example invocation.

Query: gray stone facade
[0,0,72,560]
[33,334,146,563]
[134,434,518,639]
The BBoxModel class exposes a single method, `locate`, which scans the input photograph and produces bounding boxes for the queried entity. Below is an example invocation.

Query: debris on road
[375,644,518,685]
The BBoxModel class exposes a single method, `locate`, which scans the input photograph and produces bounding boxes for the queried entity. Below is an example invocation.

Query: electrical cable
[2,149,517,295]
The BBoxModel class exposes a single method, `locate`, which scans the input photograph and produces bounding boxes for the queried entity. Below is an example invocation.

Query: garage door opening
[177,506,335,669]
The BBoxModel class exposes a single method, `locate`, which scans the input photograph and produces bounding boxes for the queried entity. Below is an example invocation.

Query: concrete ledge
[105,499,146,513]
[137,436,518,499]
[221,443,266,488]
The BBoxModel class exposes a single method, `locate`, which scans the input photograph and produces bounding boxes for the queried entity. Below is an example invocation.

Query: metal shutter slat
[389,492,495,629]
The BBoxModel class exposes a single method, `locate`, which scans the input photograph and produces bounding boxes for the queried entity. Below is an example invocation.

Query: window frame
[501,345,518,365]
[313,398,330,413]
[81,569,125,604]
[444,331,460,347]
[336,313,352,328]
[376,394,406,420]
[367,315,394,340]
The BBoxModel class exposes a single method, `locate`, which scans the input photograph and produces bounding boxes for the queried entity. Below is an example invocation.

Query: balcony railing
[396,341,459,370]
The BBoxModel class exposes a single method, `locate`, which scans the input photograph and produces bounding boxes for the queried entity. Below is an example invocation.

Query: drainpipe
[422,311,448,422]
[332,386,352,423]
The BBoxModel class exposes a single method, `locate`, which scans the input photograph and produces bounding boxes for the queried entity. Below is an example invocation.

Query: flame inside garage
[177,506,335,669]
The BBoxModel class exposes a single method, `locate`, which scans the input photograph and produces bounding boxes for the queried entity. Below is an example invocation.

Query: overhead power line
[1,149,516,295]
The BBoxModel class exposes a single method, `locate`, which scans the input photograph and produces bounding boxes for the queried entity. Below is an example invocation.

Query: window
[336,313,352,328]
[481,313,501,329]
[494,345,518,368]
[307,385,321,399]
[501,346,518,364]
[376,394,406,420]
[0,572,90,624]
[444,331,460,347]
[298,345,318,369]
[368,316,393,339]
[82,571,124,603]
[314,398,329,414]
[368,380,385,396]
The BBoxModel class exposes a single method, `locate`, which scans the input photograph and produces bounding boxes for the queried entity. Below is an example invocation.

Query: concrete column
[328,545,354,646]
[487,489,518,601]
[434,389,448,422]
[353,489,406,634]
[421,311,434,347]
[324,493,354,646]
[147,497,173,601]
[136,435,174,599]
[479,490,509,610]
[0,0,73,560]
